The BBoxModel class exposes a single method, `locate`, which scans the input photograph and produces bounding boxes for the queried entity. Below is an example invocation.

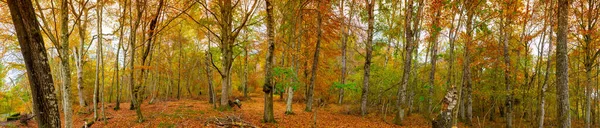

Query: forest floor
[73,93,426,128]
[7,93,587,128]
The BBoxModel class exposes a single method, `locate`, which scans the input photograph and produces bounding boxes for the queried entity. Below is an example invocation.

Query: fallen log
[204,115,257,128]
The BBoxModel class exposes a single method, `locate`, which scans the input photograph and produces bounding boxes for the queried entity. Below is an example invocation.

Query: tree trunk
[59,0,73,127]
[262,0,276,122]
[129,0,145,122]
[448,6,464,126]
[338,0,351,105]
[93,0,103,120]
[395,0,415,125]
[100,17,106,121]
[285,86,294,114]
[114,0,127,110]
[428,0,442,114]
[218,0,234,107]
[75,5,89,109]
[178,40,182,100]
[432,87,458,128]
[500,3,512,126]
[585,63,593,128]
[579,0,599,126]
[556,0,571,126]
[361,0,374,116]
[462,0,475,125]
[306,2,323,112]
[206,32,216,108]
[244,44,249,98]
[7,0,61,127]
[538,13,552,128]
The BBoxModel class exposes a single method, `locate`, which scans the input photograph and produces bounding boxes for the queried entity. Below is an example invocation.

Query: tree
[537,1,553,127]
[59,0,73,127]
[556,0,571,127]
[70,0,93,110]
[427,0,442,114]
[573,0,600,127]
[198,0,258,107]
[7,0,61,127]
[262,0,276,123]
[114,0,128,110]
[129,0,145,122]
[338,0,354,105]
[93,0,102,121]
[305,0,324,112]
[498,1,517,127]
[395,0,422,125]
[459,0,477,125]
[360,0,374,116]
[206,34,216,107]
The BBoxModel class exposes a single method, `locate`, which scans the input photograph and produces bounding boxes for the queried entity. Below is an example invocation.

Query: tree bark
[74,1,90,109]
[395,0,415,124]
[578,0,599,127]
[59,0,73,127]
[206,31,216,108]
[129,0,145,122]
[556,0,571,127]
[178,39,182,100]
[93,0,102,120]
[361,0,374,116]
[538,15,552,128]
[218,0,235,106]
[7,0,61,127]
[428,0,442,114]
[114,0,127,110]
[432,87,458,128]
[338,0,349,105]
[262,0,276,122]
[244,44,249,98]
[500,1,513,126]
[306,1,323,112]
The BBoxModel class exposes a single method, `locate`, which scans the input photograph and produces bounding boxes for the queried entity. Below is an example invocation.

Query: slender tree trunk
[538,15,552,128]
[585,62,593,128]
[556,0,571,126]
[262,0,276,122]
[178,40,182,100]
[100,22,106,122]
[338,0,348,105]
[361,0,374,116]
[129,0,145,122]
[75,7,89,109]
[150,39,161,104]
[99,37,106,121]
[463,0,476,125]
[7,0,61,127]
[206,33,216,108]
[500,3,513,126]
[448,7,464,127]
[244,44,249,98]
[59,0,73,127]
[114,0,127,110]
[306,2,323,112]
[395,0,415,124]
[428,0,442,114]
[580,0,599,126]
[93,0,103,120]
